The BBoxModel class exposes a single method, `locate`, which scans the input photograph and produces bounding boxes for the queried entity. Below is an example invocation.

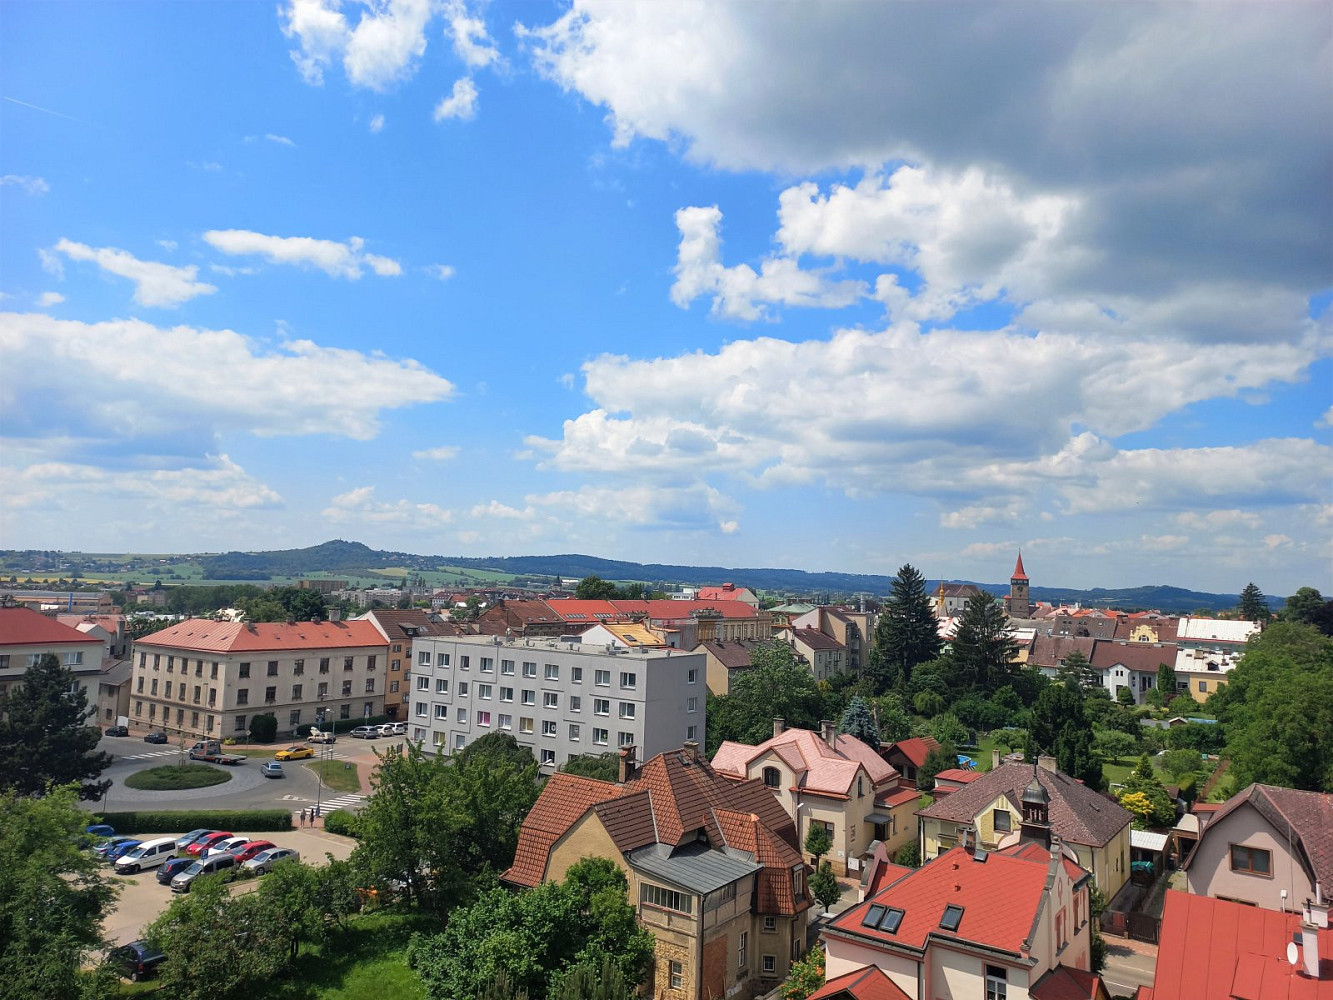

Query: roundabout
[123,763,232,791]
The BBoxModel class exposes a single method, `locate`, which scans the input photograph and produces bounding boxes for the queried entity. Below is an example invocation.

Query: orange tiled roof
[810,965,913,1000]
[711,727,898,798]
[885,737,939,769]
[504,772,625,887]
[1031,965,1106,1000]
[0,606,106,647]
[133,618,386,652]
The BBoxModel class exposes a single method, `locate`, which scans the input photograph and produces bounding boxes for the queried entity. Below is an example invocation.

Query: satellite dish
[1286,942,1299,966]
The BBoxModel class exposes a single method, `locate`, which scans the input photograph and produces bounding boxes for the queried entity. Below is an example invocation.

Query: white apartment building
[129,618,389,739]
[407,634,706,769]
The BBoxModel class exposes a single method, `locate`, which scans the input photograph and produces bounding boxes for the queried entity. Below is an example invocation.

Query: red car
[226,840,276,865]
[185,831,234,857]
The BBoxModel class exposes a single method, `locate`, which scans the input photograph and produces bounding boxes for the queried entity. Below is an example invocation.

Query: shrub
[894,842,921,868]
[249,713,278,743]
[323,809,360,838]
[92,809,292,833]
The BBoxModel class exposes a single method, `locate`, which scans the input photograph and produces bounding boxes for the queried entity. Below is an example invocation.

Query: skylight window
[862,904,886,928]
[878,907,905,933]
[940,904,964,932]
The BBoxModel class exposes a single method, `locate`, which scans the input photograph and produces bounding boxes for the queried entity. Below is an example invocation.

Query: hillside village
[2,556,1330,1000]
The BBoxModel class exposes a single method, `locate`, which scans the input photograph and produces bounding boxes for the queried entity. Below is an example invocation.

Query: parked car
[143,732,168,744]
[157,856,196,885]
[171,853,237,893]
[114,837,177,874]
[308,728,336,744]
[185,831,234,857]
[85,824,116,839]
[349,726,378,739]
[174,828,217,851]
[104,725,129,737]
[376,723,396,737]
[106,940,166,982]
[205,836,253,859]
[274,745,313,761]
[226,840,276,865]
[242,847,301,875]
[391,722,407,736]
[104,839,143,864]
[261,761,285,778]
[93,836,140,860]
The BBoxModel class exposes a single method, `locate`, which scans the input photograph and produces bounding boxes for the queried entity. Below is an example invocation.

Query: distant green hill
[183,540,1251,613]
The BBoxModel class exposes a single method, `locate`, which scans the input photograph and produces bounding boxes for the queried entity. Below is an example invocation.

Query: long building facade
[129,618,390,739]
[407,634,706,769]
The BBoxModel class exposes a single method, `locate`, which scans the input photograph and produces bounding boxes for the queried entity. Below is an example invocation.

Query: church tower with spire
[1007,552,1030,618]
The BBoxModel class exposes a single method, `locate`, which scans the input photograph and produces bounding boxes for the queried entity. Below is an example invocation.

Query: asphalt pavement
[1102,937,1158,997]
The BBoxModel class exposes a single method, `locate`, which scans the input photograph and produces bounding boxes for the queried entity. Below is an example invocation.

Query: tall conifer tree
[869,564,941,693]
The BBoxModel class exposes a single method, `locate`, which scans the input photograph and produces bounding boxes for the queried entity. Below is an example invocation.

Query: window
[205,714,214,732]
[939,904,964,931]
[437,652,450,667]
[149,704,156,721]
[392,659,401,671]
[289,710,301,726]
[593,728,609,745]
[738,931,747,971]
[434,704,447,719]
[343,657,354,671]
[454,734,465,751]
[478,684,492,699]
[265,686,277,704]
[543,692,558,709]
[763,915,777,932]
[687,668,698,684]
[137,676,144,693]
[456,707,466,723]
[211,662,218,679]
[393,644,402,653]
[366,656,376,671]
[293,659,304,676]
[419,651,431,666]
[457,682,468,697]
[267,660,278,676]
[236,688,248,705]
[234,714,245,731]
[595,669,610,687]
[571,666,582,683]
[364,678,375,693]
[763,767,781,788]
[417,703,429,718]
[418,676,431,691]
[762,955,776,975]
[641,883,692,914]
[340,704,350,719]
[519,717,534,734]
[522,661,537,678]
[521,689,536,706]
[993,809,1011,833]
[542,719,557,737]
[669,961,683,990]
[500,687,514,703]
[540,748,556,766]
[292,684,303,700]
[985,965,1008,1000]
[477,711,491,728]
[167,656,175,672]
[191,711,200,728]
[436,678,449,694]
[1199,681,1208,692]
[317,682,328,699]
[151,678,159,696]
[594,698,610,715]
[620,671,636,688]
[480,657,493,673]
[569,724,580,741]
[459,656,470,671]
[239,662,251,678]
[792,866,804,897]
[618,702,636,719]
[342,680,352,696]
[1231,845,1272,876]
[566,695,580,713]
[499,714,513,730]
[687,725,697,741]
[618,731,635,746]
[319,658,330,673]
[501,659,514,675]
[687,696,698,712]
[544,663,559,681]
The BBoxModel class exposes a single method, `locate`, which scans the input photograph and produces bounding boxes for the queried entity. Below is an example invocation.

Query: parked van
[114,837,177,874]
[171,853,238,892]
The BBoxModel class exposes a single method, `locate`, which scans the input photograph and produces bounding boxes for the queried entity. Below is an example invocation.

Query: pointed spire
[1011,551,1028,581]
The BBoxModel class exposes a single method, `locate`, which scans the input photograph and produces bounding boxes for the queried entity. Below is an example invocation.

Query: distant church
[1006,553,1032,618]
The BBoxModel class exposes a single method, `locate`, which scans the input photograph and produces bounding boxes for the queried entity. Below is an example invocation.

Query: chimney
[617,745,637,783]
[329,608,341,622]
[992,748,1002,770]
[1310,883,1329,929]
[1300,902,1320,978]
[820,719,836,749]
[773,718,786,739]
[682,740,700,763]
[1038,754,1058,773]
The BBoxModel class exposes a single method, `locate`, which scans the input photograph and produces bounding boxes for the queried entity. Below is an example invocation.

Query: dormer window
[763,767,781,788]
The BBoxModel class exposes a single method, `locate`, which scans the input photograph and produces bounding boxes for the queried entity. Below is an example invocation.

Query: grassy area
[305,759,362,794]
[124,764,232,790]
[1102,758,1136,788]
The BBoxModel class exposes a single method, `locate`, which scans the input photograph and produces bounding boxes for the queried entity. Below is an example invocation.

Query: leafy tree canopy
[1238,582,1270,622]
[573,575,619,600]
[559,753,620,783]
[706,642,822,753]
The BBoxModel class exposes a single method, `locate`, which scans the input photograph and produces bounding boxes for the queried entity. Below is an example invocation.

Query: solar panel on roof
[862,904,887,928]
[940,904,964,931]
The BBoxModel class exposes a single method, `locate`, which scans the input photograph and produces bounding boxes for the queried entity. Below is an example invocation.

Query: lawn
[305,759,362,794]
[124,764,232,790]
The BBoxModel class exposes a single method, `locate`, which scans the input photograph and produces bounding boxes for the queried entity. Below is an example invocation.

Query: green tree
[950,591,1018,693]
[810,861,842,913]
[779,945,825,1000]
[1156,662,1177,700]
[1166,694,1197,716]
[255,855,360,959]
[551,956,635,1000]
[573,575,618,600]
[1282,586,1325,623]
[868,564,942,692]
[1121,754,1175,827]
[249,712,278,743]
[447,734,542,873]
[894,842,921,868]
[875,694,913,742]
[838,696,880,747]
[929,711,968,748]
[1238,582,1269,622]
[804,822,832,867]
[1093,728,1138,762]
[1030,684,1103,789]
[917,744,955,791]
[913,690,945,717]
[559,753,620,783]
[0,786,118,1000]
[1162,748,1202,783]
[1115,685,1136,706]
[0,654,112,800]
[706,642,823,753]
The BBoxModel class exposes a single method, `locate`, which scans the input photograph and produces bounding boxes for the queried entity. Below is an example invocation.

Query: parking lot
[101,827,357,946]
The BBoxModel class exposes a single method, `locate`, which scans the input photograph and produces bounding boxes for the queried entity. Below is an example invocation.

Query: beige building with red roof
[130,617,389,739]
[0,604,109,703]
[712,720,915,875]
[503,743,812,1000]
[695,583,760,609]
[781,626,850,681]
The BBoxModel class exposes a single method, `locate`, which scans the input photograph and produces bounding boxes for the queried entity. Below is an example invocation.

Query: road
[1102,938,1158,997]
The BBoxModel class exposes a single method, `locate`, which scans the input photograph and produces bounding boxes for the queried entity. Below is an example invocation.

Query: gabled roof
[358,609,465,641]
[1150,891,1333,999]
[1089,640,1178,673]
[1175,617,1262,643]
[0,606,107,647]
[711,726,897,797]
[547,599,760,621]
[810,965,913,1000]
[133,618,386,652]
[505,772,624,887]
[918,763,1131,848]
[997,840,1090,886]
[793,628,845,651]
[1031,966,1107,1000]
[885,737,939,769]
[1182,783,1333,890]
[696,584,756,602]
[697,638,768,668]
[1028,634,1097,669]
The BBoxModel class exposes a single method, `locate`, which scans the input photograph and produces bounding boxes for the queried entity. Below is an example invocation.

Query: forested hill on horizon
[7,540,1270,614]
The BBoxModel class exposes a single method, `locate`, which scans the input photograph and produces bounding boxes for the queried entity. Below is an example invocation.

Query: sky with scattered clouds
[2,1,1329,594]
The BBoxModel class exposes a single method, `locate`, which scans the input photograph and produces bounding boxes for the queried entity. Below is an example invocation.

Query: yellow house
[504,744,811,1000]
[917,759,1132,900]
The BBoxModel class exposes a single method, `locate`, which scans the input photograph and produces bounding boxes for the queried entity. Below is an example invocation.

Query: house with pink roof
[712,719,917,875]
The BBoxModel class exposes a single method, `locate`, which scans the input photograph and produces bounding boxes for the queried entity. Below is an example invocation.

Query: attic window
[878,907,905,933]
[940,904,964,932]
[863,904,887,928]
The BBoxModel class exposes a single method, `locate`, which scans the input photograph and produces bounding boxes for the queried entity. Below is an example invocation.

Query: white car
[391,722,407,736]
[242,847,301,875]
[205,836,252,859]
[113,837,178,874]
[376,723,396,737]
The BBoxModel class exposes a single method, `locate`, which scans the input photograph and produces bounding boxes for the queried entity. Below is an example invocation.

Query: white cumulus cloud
[412,445,459,461]
[1,175,49,196]
[50,239,217,307]
[37,292,65,307]
[282,0,434,91]
[323,486,453,528]
[203,230,402,279]
[434,76,478,121]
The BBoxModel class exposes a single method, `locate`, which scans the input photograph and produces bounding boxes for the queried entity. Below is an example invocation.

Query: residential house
[917,760,1132,899]
[472,599,570,637]
[129,618,390,739]
[1139,890,1331,999]
[1050,610,1121,640]
[1171,616,1258,702]
[95,658,133,727]
[295,579,348,595]
[933,583,981,618]
[821,837,1101,1000]
[881,737,941,788]
[406,634,704,766]
[780,627,849,682]
[1182,783,1333,912]
[503,743,812,999]
[547,599,772,643]
[1088,640,1178,704]
[931,768,981,801]
[712,720,912,874]
[57,614,129,658]
[696,583,761,609]
[1027,635,1097,680]
[696,637,770,695]
[791,607,874,673]
[358,609,465,720]
[579,621,670,651]
[1111,614,1178,645]
[0,605,108,703]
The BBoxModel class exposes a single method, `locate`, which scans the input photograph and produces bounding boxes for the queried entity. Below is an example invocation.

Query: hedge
[92,809,293,833]
[323,809,360,838]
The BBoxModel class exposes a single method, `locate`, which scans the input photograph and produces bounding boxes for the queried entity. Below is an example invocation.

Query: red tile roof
[699,638,767,669]
[547,598,760,621]
[1031,965,1107,1000]
[1012,553,1028,581]
[885,737,939,769]
[996,841,1090,886]
[1089,639,1178,674]
[1151,891,1333,999]
[794,628,846,651]
[0,606,106,647]
[712,727,898,798]
[133,618,387,652]
[504,772,624,887]
[810,965,912,1000]
[1182,783,1333,891]
[933,768,981,783]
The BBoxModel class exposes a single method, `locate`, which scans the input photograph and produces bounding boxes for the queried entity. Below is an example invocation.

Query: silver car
[171,853,237,893]
[241,847,301,875]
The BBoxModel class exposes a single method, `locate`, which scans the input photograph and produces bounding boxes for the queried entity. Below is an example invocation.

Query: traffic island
[124,764,233,791]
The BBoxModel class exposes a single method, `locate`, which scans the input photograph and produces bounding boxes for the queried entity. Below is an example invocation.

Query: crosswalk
[119,748,185,762]
[318,793,366,811]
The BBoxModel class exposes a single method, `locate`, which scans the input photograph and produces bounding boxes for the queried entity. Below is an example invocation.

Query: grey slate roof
[628,840,762,895]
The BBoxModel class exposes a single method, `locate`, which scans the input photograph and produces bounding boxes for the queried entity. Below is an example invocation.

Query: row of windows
[0,651,88,669]
[409,678,694,716]
[416,654,701,689]
[132,700,374,731]
[140,653,386,675]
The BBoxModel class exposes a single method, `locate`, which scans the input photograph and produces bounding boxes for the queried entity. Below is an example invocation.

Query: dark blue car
[106,940,166,981]
[156,856,196,885]
[104,839,143,863]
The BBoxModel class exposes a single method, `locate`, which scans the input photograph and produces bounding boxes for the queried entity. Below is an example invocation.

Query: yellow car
[274,745,314,761]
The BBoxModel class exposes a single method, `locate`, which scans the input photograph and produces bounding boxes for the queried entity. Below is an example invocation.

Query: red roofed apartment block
[713,719,913,873]
[0,604,108,704]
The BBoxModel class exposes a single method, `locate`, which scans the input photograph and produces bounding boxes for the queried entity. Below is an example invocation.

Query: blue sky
[2,1,1329,595]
